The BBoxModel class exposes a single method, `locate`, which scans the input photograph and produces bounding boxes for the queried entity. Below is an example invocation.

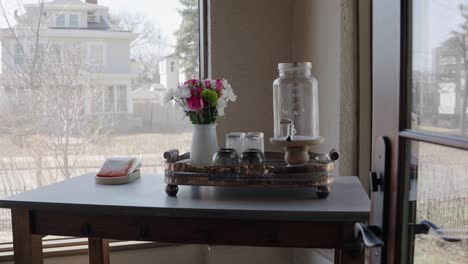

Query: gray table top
[0,174,370,222]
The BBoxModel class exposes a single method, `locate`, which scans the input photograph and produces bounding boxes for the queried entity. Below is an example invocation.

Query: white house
[0,0,137,115]
[159,55,186,91]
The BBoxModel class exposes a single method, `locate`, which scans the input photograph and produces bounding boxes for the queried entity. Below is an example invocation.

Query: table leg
[334,248,341,263]
[335,223,365,264]
[89,238,110,264]
[11,209,43,264]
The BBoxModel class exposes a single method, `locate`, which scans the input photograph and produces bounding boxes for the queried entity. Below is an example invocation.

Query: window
[104,86,115,112]
[88,12,99,23]
[116,85,128,112]
[92,86,128,113]
[69,14,79,28]
[14,44,25,65]
[0,0,202,244]
[170,61,175,72]
[56,14,65,27]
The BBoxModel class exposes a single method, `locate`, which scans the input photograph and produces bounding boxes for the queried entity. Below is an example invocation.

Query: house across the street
[0,0,139,131]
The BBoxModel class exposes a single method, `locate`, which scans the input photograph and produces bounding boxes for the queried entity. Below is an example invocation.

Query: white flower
[174,85,191,99]
[210,80,217,88]
[221,79,237,102]
[217,98,228,117]
[222,87,237,102]
[163,88,175,103]
[222,79,231,89]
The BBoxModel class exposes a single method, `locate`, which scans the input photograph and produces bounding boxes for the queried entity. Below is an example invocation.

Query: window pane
[409,0,468,137]
[405,141,468,264]
[0,0,199,242]
[56,14,65,27]
[104,86,115,112]
[116,85,127,112]
[69,14,79,27]
[14,44,24,65]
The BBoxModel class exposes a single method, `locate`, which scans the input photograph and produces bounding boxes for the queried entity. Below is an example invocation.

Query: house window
[69,14,79,28]
[88,12,99,23]
[170,61,175,72]
[87,43,105,65]
[14,44,25,65]
[93,86,127,113]
[104,86,115,112]
[56,14,65,27]
[116,85,127,112]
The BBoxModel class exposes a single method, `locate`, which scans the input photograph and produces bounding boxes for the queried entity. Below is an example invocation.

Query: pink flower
[187,96,204,111]
[215,79,223,92]
[191,87,203,96]
[204,80,211,89]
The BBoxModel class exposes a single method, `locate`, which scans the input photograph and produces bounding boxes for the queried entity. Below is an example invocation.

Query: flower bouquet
[165,78,236,165]
[165,78,237,124]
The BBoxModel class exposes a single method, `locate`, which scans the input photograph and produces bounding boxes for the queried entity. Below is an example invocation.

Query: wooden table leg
[89,238,110,264]
[334,248,342,263]
[12,209,43,264]
[335,223,365,264]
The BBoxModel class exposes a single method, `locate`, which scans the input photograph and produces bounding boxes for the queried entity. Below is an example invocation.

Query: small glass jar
[212,148,239,166]
[226,132,245,155]
[245,132,264,155]
[273,62,319,140]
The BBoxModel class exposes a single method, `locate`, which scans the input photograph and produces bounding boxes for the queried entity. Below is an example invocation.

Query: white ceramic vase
[190,124,219,166]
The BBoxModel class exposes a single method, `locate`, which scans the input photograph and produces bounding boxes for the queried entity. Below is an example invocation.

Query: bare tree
[448,4,468,135]
[112,12,160,49]
[112,12,166,88]
[0,0,106,180]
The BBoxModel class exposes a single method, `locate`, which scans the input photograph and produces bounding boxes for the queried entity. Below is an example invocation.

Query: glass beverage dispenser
[270,62,323,166]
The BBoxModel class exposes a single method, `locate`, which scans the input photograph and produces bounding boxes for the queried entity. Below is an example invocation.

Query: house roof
[132,84,167,102]
[25,0,108,11]
[50,0,84,4]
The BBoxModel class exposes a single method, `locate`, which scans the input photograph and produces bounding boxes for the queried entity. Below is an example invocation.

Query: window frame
[13,43,25,65]
[68,13,80,28]
[0,0,207,257]
[55,13,66,27]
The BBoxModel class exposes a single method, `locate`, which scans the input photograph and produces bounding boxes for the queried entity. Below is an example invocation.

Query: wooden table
[0,174,370,264]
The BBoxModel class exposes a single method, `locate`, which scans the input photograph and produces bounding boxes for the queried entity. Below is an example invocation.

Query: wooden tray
[164,150,337,199]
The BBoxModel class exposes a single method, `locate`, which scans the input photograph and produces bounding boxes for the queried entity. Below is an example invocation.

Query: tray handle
[164,149,190,163]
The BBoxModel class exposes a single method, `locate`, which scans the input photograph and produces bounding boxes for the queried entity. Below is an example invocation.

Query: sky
[99,0,183,47]
[0,0,184,48]
[413,0,467,71]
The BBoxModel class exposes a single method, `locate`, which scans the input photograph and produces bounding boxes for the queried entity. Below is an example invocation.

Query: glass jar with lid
[273,62,319,141]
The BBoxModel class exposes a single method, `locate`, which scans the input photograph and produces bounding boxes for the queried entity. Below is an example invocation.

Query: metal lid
[278,62,312,70]
[246,132,264,139]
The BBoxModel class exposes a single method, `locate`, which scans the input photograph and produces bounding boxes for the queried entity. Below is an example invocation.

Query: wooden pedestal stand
[270,137,324,166]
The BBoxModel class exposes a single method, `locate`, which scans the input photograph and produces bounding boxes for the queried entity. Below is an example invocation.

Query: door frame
[373,0,468,263]
[372,0,404,262]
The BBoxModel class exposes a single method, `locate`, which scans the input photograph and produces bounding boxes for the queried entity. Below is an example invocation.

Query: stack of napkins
[95,157,141,185]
